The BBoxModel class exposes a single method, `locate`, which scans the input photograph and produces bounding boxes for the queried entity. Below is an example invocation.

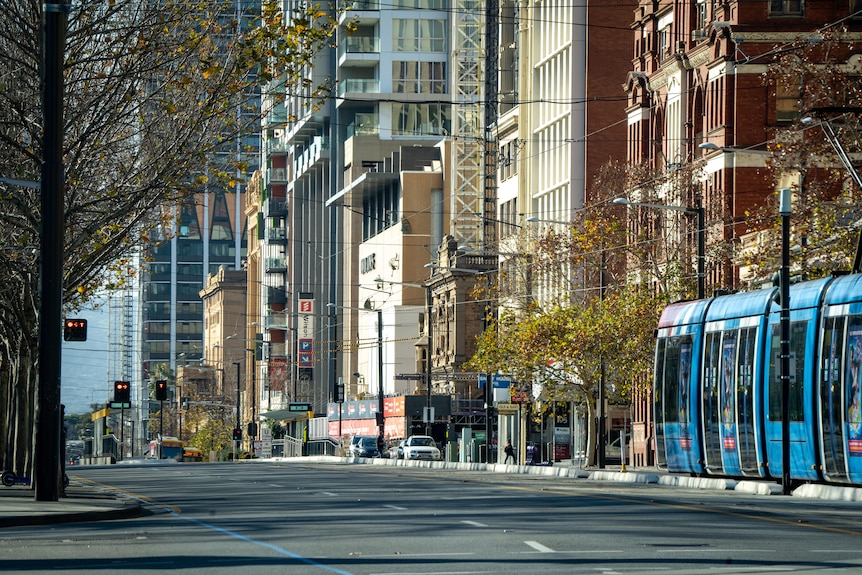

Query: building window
[499,140,519,182]
[769,0,803,16]
[776,77,801,122]
[392,103,450,136]
[393,19,446,52]
[393,61,446,94]
[658,26,670,60]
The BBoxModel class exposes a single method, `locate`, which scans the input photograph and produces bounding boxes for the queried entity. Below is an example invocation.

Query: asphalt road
[3,461,862,575]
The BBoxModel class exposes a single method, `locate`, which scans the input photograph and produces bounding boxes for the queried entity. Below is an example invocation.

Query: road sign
[395,373,424,381]
[288,402,312,412]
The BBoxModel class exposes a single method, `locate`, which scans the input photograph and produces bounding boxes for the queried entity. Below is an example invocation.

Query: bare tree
[0,0,343,476]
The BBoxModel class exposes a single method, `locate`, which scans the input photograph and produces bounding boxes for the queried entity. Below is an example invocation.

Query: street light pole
[373,276,435,436]
[328,302,386,449]
[376,307,384,450]
[613,197,705,300]
[779,187,792,495]
[233,361,241,449]
[425,285,433,436]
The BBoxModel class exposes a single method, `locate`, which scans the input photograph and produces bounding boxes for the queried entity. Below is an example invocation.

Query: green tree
[741,27,862,284]
[0,0,344,477]
[468,194,666,465]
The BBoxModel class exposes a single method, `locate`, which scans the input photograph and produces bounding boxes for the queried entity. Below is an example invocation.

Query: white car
[402,435,441,461]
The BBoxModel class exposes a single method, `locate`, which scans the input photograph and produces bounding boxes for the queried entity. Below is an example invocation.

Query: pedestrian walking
[504,439,515,464]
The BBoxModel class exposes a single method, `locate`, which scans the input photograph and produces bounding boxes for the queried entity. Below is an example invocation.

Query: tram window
[820,316,846,473]
[655,339,666,429]
[662,338,682,424]
[769,320,808,421]
[848,316,862,432]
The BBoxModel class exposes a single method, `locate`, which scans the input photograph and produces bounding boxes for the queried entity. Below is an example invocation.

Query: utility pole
[35,0,68,502]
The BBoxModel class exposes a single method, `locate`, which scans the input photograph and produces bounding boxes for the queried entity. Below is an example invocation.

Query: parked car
[348,436,380,458]
[402,435,441,461]
[388,439,406,460]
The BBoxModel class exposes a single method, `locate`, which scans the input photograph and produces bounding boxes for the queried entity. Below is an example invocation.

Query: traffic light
[113,381,131,404]
[63,318,87,341]
[233,428,242,441]
[155,380,167,401]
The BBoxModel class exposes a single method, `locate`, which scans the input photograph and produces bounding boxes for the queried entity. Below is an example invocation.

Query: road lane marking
[368,571,491,575]
[178,513,356,575]
[71,478,356,575]
[320,491,338,496]
[461,520,488,527]
[524,541,555,553]
[383,504,407,510]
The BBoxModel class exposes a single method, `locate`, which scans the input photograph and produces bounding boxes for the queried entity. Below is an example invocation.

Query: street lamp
[327,302,385,450]
[226,335,259,445]
[613,197,705,300]
[779,187,792,495]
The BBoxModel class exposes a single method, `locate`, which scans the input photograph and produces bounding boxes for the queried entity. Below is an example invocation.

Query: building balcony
[265,102,287,126]
[337,78,380,99]
[265,257,287,274]
[267,138,289,156]
[266,227,287,244]
[338,1,379,25]
[265,315,288,330]
[293,136,331,178]
[338,36,380,67]
[267,342,288,357]
[265,198,288,217]
[269,167,288,183]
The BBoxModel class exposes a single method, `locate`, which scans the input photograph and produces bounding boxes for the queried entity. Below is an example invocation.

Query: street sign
[288,402,312,412]
[395,373,423,381]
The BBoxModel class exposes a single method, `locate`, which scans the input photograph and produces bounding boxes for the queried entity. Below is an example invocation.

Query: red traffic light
[63,318,87,341]
[113,380,131,404]
[155,380,167,401]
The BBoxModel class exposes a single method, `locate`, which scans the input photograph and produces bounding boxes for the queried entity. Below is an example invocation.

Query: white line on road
[269,484,283,487]
[383,504,407,510]
[524,540,555,553]
[461,520,488,527]
[368,571,492,575]
[319,491,338,496]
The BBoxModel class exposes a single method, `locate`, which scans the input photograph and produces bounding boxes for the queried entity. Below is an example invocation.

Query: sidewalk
[0,480,141,528]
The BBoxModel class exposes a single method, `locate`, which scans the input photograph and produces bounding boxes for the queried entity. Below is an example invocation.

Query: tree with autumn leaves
[0,0,344,477]
[467,183,667,466]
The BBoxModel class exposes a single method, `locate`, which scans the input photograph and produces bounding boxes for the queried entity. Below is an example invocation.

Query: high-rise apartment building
[138,0,260,444]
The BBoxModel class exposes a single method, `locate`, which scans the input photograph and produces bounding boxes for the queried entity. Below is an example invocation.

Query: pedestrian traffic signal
[113,381,130,404]
[63,318,87,341]
[233,428,242,441]
[155,380,167,401]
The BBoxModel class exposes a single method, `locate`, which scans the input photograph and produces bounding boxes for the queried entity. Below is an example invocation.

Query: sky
[61,297,112,415]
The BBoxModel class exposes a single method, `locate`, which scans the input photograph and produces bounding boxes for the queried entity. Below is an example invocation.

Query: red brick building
[623,1,862,466]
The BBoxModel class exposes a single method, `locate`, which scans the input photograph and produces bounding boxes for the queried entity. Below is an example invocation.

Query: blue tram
[654,273,862,485]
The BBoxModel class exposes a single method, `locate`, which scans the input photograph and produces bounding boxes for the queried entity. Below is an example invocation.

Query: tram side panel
[702,289,774,479]
[819,274,862,485]
[654,300,710,474]
[764,278,832,482]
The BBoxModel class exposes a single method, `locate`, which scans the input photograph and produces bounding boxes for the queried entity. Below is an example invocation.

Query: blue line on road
[176,513,356,575]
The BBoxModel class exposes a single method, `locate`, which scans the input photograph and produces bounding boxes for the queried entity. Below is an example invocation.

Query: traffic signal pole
[35,0,69,502]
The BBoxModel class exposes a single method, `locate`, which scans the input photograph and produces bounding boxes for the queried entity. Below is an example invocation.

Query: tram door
[819,315,847,483]
[703,327,760,476]
[702,333,722,473]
